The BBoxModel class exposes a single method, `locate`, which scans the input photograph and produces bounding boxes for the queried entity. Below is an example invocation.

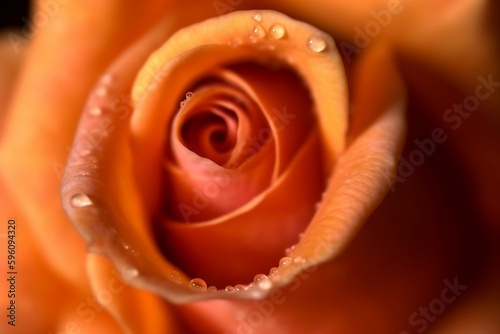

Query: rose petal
[61,8,215,304]
[388,0,500,232]
[0,176,122,333]
[160,129,323,286]
[279,44,407,282]
[0,0,172,287]
[86,253,178,333]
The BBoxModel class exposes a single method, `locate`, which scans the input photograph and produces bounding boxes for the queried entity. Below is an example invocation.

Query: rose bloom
[1,0,499,333]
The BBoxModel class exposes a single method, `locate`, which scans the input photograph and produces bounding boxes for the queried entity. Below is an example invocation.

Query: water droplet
[279,257,292,267]
[189,278,207,292]
[122,243,130,250]
[89,164,98,170]
[269,267,279,276]
[298,232,305,240]
[185,92,194,99]
[78,171,90,176]
[88,107,103,116]
[307,36,327,53]
[123,266,139,279]
[294,256,305,264]
[96,87,108,97]
[269,24,285,39]
[169,271,182,284]
[235,284,247,292]
[252,12,262,22]
[285,245,296,255]
[207,286,217,292]
[225,285,235,293]
[180,101,186,108]
[254,274,272,290]
[70,193,93,208]
[252,24,266,39]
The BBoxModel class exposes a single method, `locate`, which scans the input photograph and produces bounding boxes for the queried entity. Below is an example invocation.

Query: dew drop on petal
[185,92,194,99]
[70,193,93,208]
[234,284,247,292]
[169,271,182,284]
[207,286,217,292]
[252,24,266,38]
[123,266,139,279]
[252,12,262,22]
[294,256,305,264]
[285,245,296,256]
[269,24,285,39]
[225,285,235,293]
[254,274,272,290]
[279,257,292,267]
[88,107,103,116]
[189,278,208,292]
[269,267,279,276]
[306,36,327,53]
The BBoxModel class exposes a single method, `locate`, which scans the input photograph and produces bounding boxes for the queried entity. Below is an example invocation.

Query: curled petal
[61,15,210,304]
[279,44,407,284]
[161,129,323,286]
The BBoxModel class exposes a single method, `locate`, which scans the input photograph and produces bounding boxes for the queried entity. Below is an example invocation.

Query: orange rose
[1,1,499,333]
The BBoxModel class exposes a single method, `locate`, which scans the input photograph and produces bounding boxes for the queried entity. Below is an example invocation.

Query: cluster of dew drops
[68,74,116,209]
[182,232,307,294]
[183,255,301,294]
[245,11,327,53]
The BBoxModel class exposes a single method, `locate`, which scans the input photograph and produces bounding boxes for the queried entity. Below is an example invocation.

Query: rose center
[180,108,238,164]
[163,62,314,225]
